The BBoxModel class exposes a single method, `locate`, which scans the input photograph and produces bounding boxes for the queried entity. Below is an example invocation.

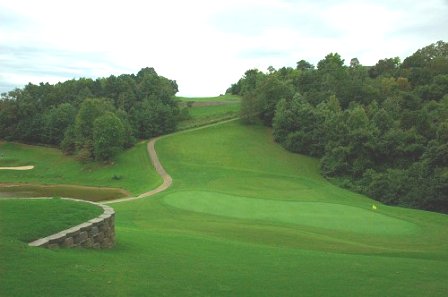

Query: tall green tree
[73,98,115,148]
[93,112,125,161]
[42,103,77,145]
[229,41,448,213]
[256,75,294,126]
[130,99,176,139]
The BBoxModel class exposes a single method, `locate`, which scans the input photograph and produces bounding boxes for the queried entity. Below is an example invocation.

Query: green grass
[188,102,240,118]
[0,198,102,242]
[163,191,418,235]
[1,121,448,297]
[177,95,241,130]
[0,141,161,198]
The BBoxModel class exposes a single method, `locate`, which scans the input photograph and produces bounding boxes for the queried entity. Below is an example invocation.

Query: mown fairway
[1,121,448,297]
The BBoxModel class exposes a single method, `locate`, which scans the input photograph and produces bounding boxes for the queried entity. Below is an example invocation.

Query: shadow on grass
[0,183,129,202]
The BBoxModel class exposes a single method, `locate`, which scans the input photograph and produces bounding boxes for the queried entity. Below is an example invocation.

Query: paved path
[104,118,239,204]
[104,138,172,204]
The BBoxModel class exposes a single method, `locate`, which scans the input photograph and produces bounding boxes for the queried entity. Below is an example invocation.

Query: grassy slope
[176,94,240,102]
[0,141,161,196]
[188,103,240,118]
[0,198,102,242]
[1,121,448,297]
[177,95,241,130]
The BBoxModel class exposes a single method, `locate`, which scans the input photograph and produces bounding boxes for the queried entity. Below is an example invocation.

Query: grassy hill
[0,141,161,199]
[0,198,102,242]
[176,94,241,102]
[1,121,448,297]
[177,95,241,130]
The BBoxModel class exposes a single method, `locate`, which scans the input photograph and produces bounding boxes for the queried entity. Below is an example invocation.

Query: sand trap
[0,165,34,170]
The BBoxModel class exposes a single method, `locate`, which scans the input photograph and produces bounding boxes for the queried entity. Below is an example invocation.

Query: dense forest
[0,67,180,161]
[228,41,448,213]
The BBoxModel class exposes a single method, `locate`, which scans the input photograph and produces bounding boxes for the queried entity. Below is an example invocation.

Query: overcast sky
[1,0,447,96]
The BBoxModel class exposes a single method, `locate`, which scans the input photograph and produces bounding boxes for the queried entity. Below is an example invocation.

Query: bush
[112,174,123,180]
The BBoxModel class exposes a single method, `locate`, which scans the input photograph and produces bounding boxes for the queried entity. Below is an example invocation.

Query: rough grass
[177,95,240,130]
[0,141,161,198]
[0,184,129,201]
[176,94,240,102]
[1,121,448,297]
[188,103,240,118]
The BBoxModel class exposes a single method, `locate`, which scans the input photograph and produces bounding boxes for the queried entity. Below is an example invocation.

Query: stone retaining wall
[28,198,115,249]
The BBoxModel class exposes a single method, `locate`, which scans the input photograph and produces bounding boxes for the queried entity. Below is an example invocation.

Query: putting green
[163,191,419,235]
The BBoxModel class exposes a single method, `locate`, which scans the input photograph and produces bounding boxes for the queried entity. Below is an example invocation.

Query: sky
[1,0,447,97]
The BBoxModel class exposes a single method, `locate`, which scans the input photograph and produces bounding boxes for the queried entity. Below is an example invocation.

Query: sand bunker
[0,165,34,170]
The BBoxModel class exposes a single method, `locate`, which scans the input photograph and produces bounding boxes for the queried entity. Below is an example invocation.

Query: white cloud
[1,0,447,96]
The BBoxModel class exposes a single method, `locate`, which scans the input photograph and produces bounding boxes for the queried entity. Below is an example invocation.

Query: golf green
[163,191,418,235]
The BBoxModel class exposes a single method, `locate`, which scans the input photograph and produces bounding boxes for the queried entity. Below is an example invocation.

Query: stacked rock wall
[28,199,115,249]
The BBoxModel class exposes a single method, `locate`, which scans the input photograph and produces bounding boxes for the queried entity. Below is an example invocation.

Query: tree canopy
[0,67,179,161]
[228,41,448,213]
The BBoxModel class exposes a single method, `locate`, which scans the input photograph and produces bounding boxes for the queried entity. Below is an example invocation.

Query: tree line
[228,41,448,213]
[0,67,180,161]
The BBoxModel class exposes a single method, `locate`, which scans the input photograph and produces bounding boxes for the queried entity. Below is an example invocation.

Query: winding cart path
[105,118,239,204]
[104,137,172,204]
